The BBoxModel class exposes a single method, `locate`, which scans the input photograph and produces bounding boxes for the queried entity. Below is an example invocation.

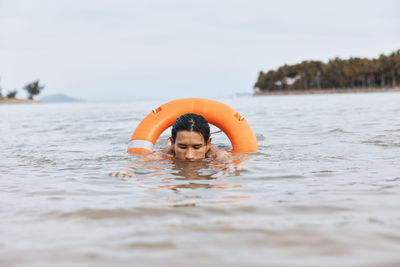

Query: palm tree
[23,80,45,99]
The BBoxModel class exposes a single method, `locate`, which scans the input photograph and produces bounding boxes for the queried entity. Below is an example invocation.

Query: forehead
[175,131,205,144]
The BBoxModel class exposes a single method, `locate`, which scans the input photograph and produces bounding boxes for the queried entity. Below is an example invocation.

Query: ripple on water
[256,174,305,180]
[44,206,243,220]
[362,134,400,147]
[2,96,400,266]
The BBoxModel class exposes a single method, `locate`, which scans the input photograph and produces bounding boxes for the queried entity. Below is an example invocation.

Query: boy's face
[172,130,210,161]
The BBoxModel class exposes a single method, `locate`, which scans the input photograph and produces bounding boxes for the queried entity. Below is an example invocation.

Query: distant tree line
[254,50,400,92]
[0,77,45,100]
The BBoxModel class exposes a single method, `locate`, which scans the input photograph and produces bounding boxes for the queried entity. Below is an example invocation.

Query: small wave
[285,205,353,213]
[47,208,166,220]
[311,170,335,177]
[46,206,235,220]
[362,135,400,147]
[384,128,400,133]
[313,128,352,135]
[257,174,305,180]
[122,240,177,249]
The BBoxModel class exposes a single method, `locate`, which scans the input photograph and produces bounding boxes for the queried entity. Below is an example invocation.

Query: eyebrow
[177,143,203,146]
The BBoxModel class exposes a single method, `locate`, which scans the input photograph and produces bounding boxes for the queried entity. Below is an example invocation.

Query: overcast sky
[1,0,399,101]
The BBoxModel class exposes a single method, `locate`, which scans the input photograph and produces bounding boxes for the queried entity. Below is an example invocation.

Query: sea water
[1,93,400,266]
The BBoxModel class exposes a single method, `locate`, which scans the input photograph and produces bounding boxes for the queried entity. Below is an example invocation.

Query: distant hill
[40,94,84,103]
[236,92,252,97]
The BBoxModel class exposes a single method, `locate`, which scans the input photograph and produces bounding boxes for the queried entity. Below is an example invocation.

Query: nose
[185,149,195,161]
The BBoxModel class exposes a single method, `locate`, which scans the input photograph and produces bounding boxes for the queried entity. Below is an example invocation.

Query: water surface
[1,93,400,266]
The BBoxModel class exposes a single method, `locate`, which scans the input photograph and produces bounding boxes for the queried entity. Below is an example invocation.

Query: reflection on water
[172,160,218,180]
[1,94,400,266]
[125,156,248,192]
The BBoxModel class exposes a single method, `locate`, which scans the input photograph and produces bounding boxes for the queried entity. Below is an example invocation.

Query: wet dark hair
[171,113,210,143]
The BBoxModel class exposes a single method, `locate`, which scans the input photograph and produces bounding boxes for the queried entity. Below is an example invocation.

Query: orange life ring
[128,98,258,154]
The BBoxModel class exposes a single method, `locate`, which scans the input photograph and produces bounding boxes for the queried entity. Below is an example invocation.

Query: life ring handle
[128,98,258,153]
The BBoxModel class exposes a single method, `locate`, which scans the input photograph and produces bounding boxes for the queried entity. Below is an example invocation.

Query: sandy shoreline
[0,98,40,104]
[254,87,400,96]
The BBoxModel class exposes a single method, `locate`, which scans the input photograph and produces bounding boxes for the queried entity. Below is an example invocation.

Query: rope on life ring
[128,98,258,154]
